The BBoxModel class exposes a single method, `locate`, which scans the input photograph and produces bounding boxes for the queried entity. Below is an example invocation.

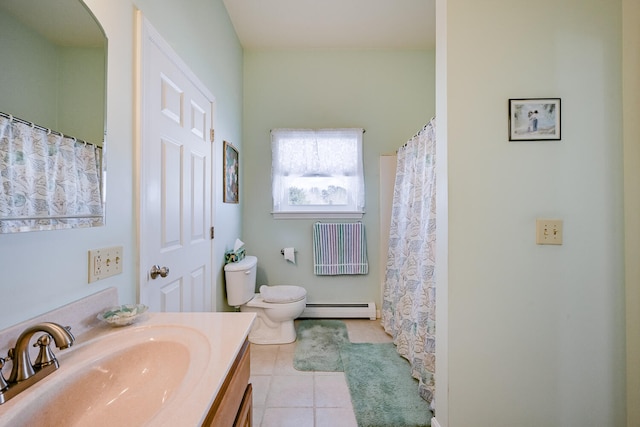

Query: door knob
[150,265,170,279]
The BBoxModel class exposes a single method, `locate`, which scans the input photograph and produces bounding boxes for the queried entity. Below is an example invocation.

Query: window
[271,128,365,219]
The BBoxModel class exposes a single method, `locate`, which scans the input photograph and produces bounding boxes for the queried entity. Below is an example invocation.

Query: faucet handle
[0,358,8,391]
[33,334,51,347]
[32,334,57,369]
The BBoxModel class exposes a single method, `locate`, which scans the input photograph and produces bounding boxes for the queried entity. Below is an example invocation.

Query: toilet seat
[244,285,306,309]
[259,285,307,304]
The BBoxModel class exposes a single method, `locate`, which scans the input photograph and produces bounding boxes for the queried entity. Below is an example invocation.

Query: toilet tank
[224,255,258,306]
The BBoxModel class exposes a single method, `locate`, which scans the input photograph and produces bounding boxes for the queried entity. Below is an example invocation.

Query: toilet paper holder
[280,248,297,255]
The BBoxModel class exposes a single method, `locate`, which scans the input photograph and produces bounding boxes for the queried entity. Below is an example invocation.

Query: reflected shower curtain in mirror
[0,116,103,232]
[382,118,436,405]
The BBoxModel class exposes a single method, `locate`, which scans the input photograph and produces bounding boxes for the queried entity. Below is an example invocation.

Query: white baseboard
[301,302,376,320]
[431,417,442,427]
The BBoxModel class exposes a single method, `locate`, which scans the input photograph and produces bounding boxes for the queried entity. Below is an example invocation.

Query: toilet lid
[259,285,307,304]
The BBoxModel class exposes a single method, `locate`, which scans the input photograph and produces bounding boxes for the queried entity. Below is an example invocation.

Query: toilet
[224,255,307,344]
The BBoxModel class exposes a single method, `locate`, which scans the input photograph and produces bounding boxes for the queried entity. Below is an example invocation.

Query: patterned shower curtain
[381,118,436,405]
[0,116,103,232]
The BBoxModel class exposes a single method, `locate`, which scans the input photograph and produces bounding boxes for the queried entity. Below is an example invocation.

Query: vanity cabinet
[203,338,252,426]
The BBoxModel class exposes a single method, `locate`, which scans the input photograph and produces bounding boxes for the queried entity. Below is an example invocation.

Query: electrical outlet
[88,246,123,282]
[536,219,563,245]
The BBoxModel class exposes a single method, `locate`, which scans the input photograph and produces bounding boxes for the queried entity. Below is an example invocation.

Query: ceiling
[222,0,436,50]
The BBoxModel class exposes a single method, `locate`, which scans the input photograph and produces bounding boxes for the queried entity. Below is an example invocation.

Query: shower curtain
[0,116,103,232]
[381,118,436,405]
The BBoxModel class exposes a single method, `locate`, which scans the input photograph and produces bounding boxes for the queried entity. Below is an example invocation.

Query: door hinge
[210,226,215,239]
[210,128,215,142]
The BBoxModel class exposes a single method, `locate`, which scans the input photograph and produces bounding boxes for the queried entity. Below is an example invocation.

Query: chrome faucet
[0,322,75,404]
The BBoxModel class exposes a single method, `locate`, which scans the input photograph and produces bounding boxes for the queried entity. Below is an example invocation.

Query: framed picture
[223,141,239,203]
[509,98,561,141]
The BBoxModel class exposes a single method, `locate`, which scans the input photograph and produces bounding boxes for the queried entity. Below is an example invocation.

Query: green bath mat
[341,342,432,427]
[293,319,432,426]
[293,319,350,371]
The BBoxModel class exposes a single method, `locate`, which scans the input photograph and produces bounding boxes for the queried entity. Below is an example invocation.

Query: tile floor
[249,319,393,427]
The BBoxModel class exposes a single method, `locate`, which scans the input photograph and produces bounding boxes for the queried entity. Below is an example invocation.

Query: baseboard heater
[301,302,377,320]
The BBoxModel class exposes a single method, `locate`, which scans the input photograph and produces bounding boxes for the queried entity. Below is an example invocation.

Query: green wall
[0,0,243,329]
[242,49,435,308]
[438,0,626,425]
[2,2,637,425]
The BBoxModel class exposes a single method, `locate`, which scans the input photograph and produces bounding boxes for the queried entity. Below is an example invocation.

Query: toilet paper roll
[283,247,296,264]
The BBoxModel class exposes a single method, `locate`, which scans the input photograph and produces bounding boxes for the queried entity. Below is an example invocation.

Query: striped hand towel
[312,222,368,275]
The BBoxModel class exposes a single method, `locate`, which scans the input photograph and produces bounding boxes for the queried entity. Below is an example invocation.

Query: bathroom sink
[1,324,211,426]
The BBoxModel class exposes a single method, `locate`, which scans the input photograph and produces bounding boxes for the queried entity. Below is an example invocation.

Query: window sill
[272,211,364,220]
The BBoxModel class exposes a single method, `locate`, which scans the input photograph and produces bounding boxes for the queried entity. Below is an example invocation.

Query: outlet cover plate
[536,219,563,245]
[88,246,123,283]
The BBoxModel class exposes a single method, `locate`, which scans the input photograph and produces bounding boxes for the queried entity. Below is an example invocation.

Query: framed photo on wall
[223,141,239,203]
[509,98,561,141]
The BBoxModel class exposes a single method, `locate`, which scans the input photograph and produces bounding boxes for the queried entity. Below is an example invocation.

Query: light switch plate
[536,219,563,245]
[88,246,123,282]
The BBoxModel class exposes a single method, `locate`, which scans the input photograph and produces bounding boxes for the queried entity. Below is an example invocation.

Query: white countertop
[0,312,256,426]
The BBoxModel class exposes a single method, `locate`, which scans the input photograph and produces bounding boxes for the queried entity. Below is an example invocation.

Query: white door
[138,15,215,312]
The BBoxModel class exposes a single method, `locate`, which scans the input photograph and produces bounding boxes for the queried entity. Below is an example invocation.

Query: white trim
[379,154,396,320]
[301,302,376,320]
[435,0,449,423]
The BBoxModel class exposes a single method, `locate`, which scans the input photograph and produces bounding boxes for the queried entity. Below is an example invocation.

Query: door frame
[134,11,216,310]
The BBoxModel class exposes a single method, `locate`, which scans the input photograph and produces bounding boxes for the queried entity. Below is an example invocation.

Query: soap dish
[97,304,148,327]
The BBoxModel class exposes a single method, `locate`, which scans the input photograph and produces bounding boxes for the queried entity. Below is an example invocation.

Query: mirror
[0,0,107,233]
